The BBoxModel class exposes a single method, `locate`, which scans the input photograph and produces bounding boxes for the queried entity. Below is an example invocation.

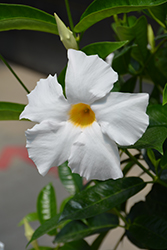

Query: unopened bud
[147,24,155,53]
[54,13,78,50]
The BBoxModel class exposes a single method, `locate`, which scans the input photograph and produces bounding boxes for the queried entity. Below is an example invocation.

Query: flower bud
[54,13,78,50]
[147,24,155,53]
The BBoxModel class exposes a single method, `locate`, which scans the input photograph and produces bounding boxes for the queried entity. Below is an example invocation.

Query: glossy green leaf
[60,240,91,250]
[54,213,118,243]
[0,4,58,34]
[74,0,167,32]
[0,102,25,120]
[18,212,38,226]
[129,215,167,249]
[115,16,148,63]
[163,83,167,105]
[58,162,82,195]
[82,41,128,59]
[129,126,167,154]
[37,183,57,235]
[147,104,167,127]
[59,177,146,222]
[29,213,61,244]
[129,104,167,153]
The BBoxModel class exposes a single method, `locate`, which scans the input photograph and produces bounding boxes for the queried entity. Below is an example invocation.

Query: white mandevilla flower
[20,49,149,181]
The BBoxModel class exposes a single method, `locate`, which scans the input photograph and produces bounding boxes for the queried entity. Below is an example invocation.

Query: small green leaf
[54,213,118,243]
[163,83,167,105]
[74,0,167,32]
[59,177,146,222]
[82,41,128,59]
[37,183,57,235]
[18,212,38,226]
[0,102,25,120]
[0,3,58,34]
[58,162,82,195]
[60,240,91,250]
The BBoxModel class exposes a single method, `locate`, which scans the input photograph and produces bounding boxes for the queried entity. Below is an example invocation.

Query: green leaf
[112,45,132,74]
[127,185,167,249]
[54,213,118,243]
[60,240,91,250]
[37,183,57,235]
[59,177,146,222]
[129,104,167,153]
[129,215,167,249]
[74,0,167,32]
[129,126,167,154]
[149,3,167,28]
[82,41,128,59]
[58,162,82,195]
[163,83,167,105]
[18,212,38,226]
[0,102,25,120]
[0,3,58,34]
[147,104,167,127]
[29,213,61,244]
[115,16,148,63]
[120,76,137,92]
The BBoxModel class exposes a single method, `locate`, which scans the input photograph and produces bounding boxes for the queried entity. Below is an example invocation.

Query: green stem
[0,54,30,94]
[113,232,125,250]
[123,149,155,180]
[112,208,128,226]
[65,0,75,35]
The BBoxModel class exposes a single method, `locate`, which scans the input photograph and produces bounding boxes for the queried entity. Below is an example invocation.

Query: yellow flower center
[69,103,96,127]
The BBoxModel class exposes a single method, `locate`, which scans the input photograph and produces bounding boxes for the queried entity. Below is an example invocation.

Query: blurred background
[0,1,150,249]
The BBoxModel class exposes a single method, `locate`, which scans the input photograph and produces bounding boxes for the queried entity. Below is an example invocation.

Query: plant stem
[113,232,125,250]
[112,208,128,226]
[0,54,30,94]
[123,149,155,180]
[65,0,75,35]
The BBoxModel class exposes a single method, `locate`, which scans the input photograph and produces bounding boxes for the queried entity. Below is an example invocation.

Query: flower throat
[69,103,95,127]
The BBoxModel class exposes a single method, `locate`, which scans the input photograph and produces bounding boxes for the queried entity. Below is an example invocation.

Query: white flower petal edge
[25,121,81,176]
[92,92,149,146]
[68,122,123,181]
[65,49,118,104]
[20,74,70,123]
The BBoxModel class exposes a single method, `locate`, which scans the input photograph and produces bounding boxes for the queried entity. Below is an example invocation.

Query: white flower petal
[92,92,149,146]
[25,121,81,175]
[68,122,123,180]
[65,49,118,104]
[20,74,70,123]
